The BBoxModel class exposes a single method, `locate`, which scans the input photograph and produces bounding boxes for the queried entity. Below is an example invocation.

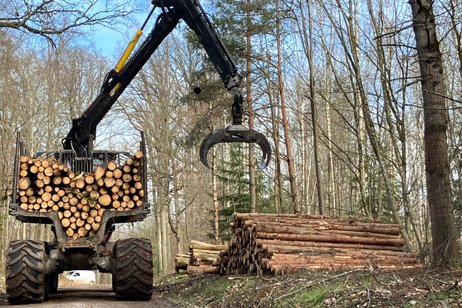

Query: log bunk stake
[16,151,145,239]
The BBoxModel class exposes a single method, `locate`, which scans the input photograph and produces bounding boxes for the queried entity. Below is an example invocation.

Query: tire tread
[113,238,153,301]
[6,240,46,305]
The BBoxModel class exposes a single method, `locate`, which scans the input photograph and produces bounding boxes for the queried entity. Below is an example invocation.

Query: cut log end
[17,153,144,238]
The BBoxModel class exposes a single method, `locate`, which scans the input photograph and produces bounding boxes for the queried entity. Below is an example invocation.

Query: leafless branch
[0,0,136,42]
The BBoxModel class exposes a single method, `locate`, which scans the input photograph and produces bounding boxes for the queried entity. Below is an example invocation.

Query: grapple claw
[200,125,271,169]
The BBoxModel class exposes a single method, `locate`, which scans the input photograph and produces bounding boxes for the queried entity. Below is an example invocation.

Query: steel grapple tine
[199,129,226,168]
[200,126,271,169]
[253,131,272,169]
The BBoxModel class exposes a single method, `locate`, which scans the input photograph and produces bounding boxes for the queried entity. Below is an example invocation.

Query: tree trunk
[306,0,323,214]
[211,149,220,243]
[409,0,460,267]
[267,69,283,213]
[162,206,170,273]
[366,0,423,250]
[245,0,257,213]
[448,0,462,80]
[276,0,299,213]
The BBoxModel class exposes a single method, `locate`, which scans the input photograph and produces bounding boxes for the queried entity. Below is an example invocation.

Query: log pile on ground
[220,213,420,274]
[186,240,227,275]
[16,151,145,239]
[174,253,190,273]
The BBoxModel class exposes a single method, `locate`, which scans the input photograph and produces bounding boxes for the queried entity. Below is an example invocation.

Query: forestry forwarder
[6,0,271,304]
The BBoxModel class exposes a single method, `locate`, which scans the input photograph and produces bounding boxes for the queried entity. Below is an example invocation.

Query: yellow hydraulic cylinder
[115,29,143,73]
[110,29,143,95]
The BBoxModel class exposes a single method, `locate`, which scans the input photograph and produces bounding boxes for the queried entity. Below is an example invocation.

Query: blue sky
[83,0,214,59]
[91,28,129,58]
[81,0,153,58]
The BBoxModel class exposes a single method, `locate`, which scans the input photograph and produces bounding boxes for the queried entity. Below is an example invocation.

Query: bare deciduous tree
[0,0,135,41]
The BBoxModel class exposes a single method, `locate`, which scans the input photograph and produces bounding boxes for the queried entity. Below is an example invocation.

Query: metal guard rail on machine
[61,0,271,169]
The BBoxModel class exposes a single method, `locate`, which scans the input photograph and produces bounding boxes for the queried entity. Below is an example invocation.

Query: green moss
[296,287,327,306]
[274,285,335,307]
[427,291,451,304]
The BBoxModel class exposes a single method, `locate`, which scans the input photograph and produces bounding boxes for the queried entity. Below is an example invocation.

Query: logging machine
[6,0,271,304]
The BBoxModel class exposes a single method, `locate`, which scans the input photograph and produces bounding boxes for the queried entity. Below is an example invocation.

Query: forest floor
[0,268,461,307]
[156,268,462,307]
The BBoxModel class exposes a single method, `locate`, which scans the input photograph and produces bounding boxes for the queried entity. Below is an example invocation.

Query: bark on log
[186,265,219,275]
[190,240,228,251]
[243,219,400,236]
[256,239,403,252]
[255,224,398,239]
[256,232,405,246]
[218,213,418,275]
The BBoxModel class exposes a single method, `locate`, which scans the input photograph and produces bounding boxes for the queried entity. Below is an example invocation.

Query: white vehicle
[65,271,96,284]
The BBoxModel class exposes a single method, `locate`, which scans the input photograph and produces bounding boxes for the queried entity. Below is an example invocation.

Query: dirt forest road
[0,286,177,308]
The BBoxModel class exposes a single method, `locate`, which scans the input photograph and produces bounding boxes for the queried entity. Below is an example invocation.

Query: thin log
[243,219,400,236]
[235,213,401,229]
[255,224,398,239]
[190,240,228,251]
[262,245,413,258]
[256,232,405,247]
[186,265,218,275]
[256,239,403,252]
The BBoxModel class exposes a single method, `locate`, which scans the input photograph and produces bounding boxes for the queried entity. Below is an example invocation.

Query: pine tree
[209,144,273,241]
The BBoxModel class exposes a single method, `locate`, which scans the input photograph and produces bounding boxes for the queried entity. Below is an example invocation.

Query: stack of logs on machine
[219,213,420,274]
[16,151,145,239]
[176,213,419,276]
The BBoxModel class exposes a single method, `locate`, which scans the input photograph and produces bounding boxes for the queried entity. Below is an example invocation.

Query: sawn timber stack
[220,213,420,274]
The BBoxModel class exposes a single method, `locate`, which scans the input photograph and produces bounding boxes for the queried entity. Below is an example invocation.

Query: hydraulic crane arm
[62,0,271,168]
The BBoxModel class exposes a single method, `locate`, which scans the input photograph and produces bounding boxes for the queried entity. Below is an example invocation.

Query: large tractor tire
[112,238,153,300]
[6,240,47,305]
